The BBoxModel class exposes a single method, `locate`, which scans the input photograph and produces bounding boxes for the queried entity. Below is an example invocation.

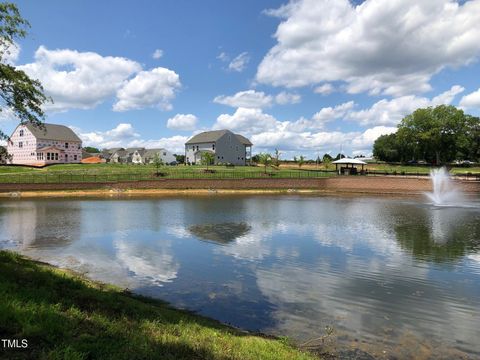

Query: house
[106,147,176,164]
[7,123,82,165]
[185,130,252,165]
[143,148,176,164]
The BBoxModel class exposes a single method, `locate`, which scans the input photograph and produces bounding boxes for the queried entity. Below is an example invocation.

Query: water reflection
[0,196,479,358]
[189,222,251,244]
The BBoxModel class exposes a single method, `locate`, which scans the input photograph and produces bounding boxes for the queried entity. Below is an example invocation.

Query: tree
[0,3,50,141]
[273,148,281,167]
[174,154,185,164]
[257,153,272,174]
[201,152,214,170]
[374,105,480,164]
[298,155,305,168]
[152,153,163,176]
[322,153,333,162]
[334,153,345,161]
[83,146,100,153]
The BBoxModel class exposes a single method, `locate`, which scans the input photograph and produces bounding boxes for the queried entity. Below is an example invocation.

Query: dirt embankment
[0,177,478,198]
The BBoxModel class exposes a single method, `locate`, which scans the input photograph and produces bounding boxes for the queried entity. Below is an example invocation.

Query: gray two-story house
[185,130,252,166]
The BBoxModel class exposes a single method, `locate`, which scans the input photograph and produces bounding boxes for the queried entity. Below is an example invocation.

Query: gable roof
[144,148,168,158]
[24,123,82,142]
[186,130,252,145]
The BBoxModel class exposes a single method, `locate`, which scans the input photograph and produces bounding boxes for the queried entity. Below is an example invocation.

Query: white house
[185,130,252,166]
[7,123,82,165]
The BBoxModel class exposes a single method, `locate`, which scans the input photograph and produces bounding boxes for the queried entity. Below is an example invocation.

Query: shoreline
[0,176,478,198]
[0,250,318,360]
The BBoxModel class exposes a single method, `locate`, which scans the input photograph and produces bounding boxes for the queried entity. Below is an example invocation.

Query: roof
[186,130,252,145]
[37,145,65,152]
[332,158,367,165]
[24,123,82,142]
[144,148,167,157]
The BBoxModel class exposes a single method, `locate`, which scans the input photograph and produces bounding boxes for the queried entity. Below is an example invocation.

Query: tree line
[373,105,480,164]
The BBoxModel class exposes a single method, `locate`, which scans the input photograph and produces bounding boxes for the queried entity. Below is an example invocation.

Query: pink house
[7,123,82,165]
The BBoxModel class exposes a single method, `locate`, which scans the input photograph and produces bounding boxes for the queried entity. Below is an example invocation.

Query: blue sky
[2,0,480,158]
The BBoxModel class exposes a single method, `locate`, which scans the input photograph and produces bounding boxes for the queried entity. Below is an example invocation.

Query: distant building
[104,147,176,164]
[7,123,82,165]
[185,130,252,165]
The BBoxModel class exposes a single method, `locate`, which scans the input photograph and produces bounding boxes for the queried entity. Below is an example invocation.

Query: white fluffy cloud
[113,67,181,111]
[348,85,464,126]
[213,90,301,108]
[152,49,163,59]
[167,114,198,131]
[228,52,250,72]
[314,83,334,95]
[257,0,480,96]
[19,46,141,112]
[77,123,187,153]
[275,91,301,105]
[312,101,354,125]
[214,90,273,108]
[215,107,278,134]
[459,88,480,109]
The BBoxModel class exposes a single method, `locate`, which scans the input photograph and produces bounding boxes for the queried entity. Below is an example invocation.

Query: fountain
[425,167,466,206]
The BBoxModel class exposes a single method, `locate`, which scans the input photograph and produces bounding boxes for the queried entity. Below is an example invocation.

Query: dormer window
[19,130,24,137]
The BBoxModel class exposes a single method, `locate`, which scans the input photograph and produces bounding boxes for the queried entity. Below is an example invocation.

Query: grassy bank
[0,250,316,360]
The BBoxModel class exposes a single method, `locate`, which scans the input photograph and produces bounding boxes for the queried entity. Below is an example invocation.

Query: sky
[1,0,480,158]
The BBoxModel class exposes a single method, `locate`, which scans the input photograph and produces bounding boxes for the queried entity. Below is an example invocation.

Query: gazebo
[332,158,367,175]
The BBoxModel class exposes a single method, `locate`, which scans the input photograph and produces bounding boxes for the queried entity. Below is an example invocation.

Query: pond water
[1,195,480,358]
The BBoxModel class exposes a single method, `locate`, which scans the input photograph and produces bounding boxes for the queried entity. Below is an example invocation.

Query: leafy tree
[373,133,401,162]
[293,156,297,164]
[0,145,10,163]
[273,148,281,167]
[83,146,100,153]
[174,154,185,164]
[152,153,163,176]
[201,152,214,170]
[0,3,50,141]
[257,153,272,174]
[298,155,305,168]
[386,105,480,164]
[322,153,333,162]
[334,153,345,161]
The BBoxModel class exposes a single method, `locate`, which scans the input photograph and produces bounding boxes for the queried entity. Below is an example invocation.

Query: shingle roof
[24,123,82,142]
[144,148,167,158]
[186,130,252,145]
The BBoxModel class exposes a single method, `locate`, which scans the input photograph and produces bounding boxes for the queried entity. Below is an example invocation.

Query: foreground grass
[0,251,316,360]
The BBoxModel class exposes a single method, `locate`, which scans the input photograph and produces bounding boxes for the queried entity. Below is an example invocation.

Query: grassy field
[0,163,478,184]
[0,250,317,360]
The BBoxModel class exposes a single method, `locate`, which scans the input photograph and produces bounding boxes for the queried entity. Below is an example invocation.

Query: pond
[1,195,479,358]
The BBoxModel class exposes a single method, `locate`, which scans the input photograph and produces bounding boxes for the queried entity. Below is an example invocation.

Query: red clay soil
[0,177,479,194]
[80,157,105,164]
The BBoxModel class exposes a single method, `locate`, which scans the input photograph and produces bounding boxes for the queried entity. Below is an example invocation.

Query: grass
[0,163,478,184]
[0,250,317,360]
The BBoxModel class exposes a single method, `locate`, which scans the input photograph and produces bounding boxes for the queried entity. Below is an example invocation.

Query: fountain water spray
[425,167,465,206]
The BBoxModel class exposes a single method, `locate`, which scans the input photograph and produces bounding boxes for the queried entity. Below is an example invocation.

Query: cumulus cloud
[257,0,480,96]
[214,90,273,108]
[228,52,250,72]
[459,88,480,109]
[152,49,163,59]
[347,85,464,126]
[275,91,301,105]
[314,83,334,95]
[167,113,198,131]
[312,101,354,126]
[113,67,181,111]
[213,90,301,109]
[77,123,187,153]
[215,107,278,133]
[19,46,141,112]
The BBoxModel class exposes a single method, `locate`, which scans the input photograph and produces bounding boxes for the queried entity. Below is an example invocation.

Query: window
[47,153,50,160]
[19,130,24,137]
[163,152,166,156]
[37,153,44,160]
[55,153,58,160]
[65,142,69,148]
[74,155,77,161]
[18,142,23,148]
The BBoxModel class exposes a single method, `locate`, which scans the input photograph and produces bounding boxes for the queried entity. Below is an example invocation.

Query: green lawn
[0,163,478,184]
[0,250,317,360]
